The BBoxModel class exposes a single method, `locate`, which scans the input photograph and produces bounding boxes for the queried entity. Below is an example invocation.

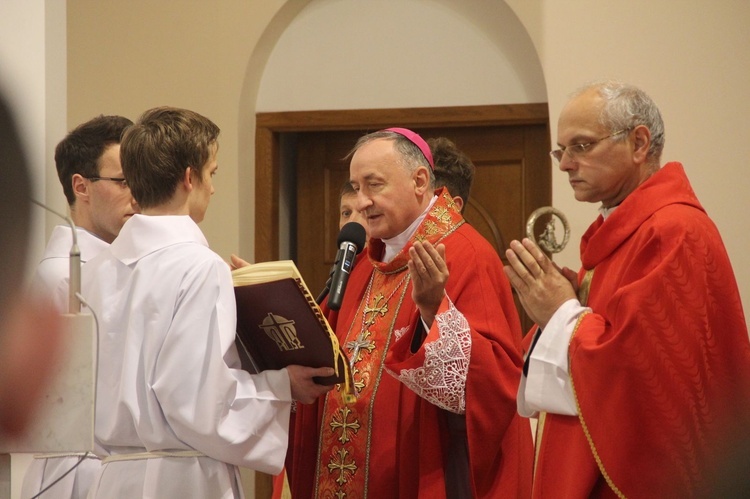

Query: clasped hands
[503,238,577,329]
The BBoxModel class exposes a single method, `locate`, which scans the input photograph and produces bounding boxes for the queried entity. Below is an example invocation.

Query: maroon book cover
[234,277,349,385]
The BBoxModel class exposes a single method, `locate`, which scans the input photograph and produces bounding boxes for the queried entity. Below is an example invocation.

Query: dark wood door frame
[254,103,550,262]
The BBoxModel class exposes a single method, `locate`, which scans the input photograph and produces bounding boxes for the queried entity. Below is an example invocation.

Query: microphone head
[337,222,367,254]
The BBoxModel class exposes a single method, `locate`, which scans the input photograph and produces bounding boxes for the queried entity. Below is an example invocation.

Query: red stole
[313,191,463,498]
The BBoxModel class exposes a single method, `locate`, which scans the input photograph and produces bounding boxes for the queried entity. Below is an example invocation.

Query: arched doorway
[239,2,548,496]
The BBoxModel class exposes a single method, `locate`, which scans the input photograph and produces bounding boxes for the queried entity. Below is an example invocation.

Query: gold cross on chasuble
[314,190,465,498]
[315,269,410,498]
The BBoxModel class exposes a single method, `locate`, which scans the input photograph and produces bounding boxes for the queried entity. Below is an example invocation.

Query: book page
[231,259,301,286]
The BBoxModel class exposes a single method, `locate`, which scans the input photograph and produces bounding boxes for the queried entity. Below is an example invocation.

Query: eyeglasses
[85,176,128,188]
[550,128,632,163]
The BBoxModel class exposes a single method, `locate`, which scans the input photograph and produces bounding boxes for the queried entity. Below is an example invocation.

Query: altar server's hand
[503,238,576,329]
[408,241,448,328]
[287,365,336,404]
[229,254,251,270]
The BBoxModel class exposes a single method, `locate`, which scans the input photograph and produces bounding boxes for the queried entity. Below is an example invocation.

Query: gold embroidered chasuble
[314,191,464,498]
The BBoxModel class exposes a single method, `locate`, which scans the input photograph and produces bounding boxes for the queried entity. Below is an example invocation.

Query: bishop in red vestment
[289,130,533,498]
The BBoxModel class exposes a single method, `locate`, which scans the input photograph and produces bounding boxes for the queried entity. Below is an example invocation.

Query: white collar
[381,195,438,263]
[599,204,618,220]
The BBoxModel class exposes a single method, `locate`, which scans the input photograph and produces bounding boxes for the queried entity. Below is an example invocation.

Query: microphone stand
[316,262,336,305]
[30,199,81,313]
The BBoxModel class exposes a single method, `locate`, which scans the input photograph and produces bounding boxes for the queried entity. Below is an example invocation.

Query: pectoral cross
[346,329,375,365]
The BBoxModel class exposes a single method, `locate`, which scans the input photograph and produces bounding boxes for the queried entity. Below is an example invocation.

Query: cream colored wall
[67,0,290,265]
[1,0,67,266]
[68,1,750,320]
[256,0,546,111]
[504,0,750,312]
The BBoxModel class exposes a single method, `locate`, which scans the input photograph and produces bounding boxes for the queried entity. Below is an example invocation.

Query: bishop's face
[349,138,429,240]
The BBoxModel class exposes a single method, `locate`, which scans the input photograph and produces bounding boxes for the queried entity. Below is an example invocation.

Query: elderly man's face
[349,138,427,240]
[556,89,643,209]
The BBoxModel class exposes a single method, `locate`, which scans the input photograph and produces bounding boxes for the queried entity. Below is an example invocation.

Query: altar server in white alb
[30,115,136,311]
[22,114,136,499]
[82,106,334,498]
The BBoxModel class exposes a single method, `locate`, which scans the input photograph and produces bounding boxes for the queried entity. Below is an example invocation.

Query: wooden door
[296,130,362,297]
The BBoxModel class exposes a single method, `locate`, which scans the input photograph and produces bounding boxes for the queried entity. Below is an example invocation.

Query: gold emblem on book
[259,313,305,351]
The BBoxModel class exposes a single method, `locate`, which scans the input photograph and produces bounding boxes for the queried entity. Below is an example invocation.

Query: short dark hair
[339,179,356,200]
[120,107,220,209]
[0,95,32,317]
[428,137,475,211]
[54,115,133,205]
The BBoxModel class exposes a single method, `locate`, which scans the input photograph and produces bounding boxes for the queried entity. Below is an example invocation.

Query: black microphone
[322,222,366,311]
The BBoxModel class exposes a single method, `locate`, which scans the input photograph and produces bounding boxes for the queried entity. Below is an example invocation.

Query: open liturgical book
[231,259,355,402]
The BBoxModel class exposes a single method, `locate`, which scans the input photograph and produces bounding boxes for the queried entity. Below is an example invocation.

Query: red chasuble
[533,163,750,498]
[289,189,533,498]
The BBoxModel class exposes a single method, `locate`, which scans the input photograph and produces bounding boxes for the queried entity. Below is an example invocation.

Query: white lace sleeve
[387,298,471,414]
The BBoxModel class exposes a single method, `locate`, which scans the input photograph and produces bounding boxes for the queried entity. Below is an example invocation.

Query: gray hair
[574,80,665,163]
[347,130,436,186]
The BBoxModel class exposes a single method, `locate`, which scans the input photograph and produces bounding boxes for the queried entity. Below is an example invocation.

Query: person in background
[22,114,136,499]
[338,179,368,232]
[30,115,138,310]
[428,136,475,214]
[82,106,334,498]
[504,80,750,497]
[289,127,532,498]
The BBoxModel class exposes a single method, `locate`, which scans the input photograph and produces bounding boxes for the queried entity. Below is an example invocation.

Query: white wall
[505,0,750,315]
[257,0,545,111]
[0,0,67,266]
[0,2,67,496]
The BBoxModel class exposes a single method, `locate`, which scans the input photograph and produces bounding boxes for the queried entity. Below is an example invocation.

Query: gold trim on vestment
[566,268,625,497]
[313,190,465,498]
[534,269,616,494]
[532,411,546,477]
[578,269,594,308]
[568,310,626,498]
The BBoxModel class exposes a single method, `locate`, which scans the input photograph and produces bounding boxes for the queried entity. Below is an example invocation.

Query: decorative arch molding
[237,0,547,259]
